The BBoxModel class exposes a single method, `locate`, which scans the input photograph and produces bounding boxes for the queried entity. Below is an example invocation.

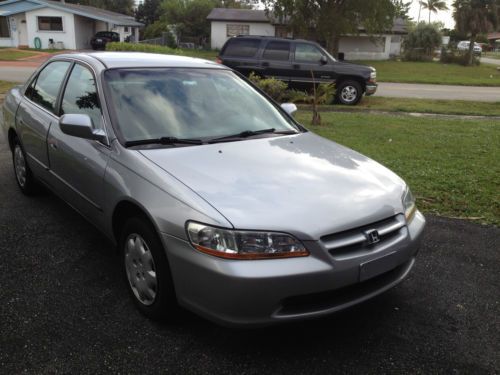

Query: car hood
[139,132,406,240]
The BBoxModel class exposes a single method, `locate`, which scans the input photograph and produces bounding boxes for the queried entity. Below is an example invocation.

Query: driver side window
[60,64,102,129]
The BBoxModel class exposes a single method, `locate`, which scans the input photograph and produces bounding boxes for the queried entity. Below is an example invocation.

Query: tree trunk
[468,35,476,66]
[428,10,431,23]
[327,35,341,58]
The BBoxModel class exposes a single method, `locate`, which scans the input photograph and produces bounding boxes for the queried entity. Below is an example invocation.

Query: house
[0,0,143,50]
[487,32,500,51]
[207,8,407,60]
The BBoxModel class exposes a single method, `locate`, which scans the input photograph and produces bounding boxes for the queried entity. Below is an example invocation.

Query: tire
[336,80,363,105]
[12,137,39,195]
[120,216,177,320]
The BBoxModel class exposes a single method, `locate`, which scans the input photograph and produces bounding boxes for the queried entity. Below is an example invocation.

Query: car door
[47,62,110,224]
[260,40,293,83]
[291,42,336,90]
[16,61,71,180]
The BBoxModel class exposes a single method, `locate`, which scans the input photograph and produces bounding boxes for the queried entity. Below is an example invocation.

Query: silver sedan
[1,52,425,326]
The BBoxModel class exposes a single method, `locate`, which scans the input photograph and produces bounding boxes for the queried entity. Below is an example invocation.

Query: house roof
[0,0,43,16]
[207,8,407,34]
[207,8,272,24]
[0,0,143,26]
[487,32,500,41]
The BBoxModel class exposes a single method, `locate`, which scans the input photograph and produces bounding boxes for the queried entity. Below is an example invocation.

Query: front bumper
[162,211,425,327]
[365,83,378,96]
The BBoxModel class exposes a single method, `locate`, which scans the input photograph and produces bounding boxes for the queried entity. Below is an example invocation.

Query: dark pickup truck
[217,36,377,105]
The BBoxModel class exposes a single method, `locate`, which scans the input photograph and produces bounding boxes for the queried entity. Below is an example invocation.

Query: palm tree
[421,0,449,23]
[453,0,499,65]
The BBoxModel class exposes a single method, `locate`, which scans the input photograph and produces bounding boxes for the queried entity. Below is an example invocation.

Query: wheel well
[7,128,18,151]
[112,201,151,243]
[336,76,366,91]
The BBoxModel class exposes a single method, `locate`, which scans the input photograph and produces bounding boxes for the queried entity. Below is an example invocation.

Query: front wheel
[336,80,363,105]
[12,137,39,195]
[120,217,177,320]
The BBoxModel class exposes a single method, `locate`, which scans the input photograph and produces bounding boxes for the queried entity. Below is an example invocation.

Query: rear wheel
[12,137,38,195]
[336,80,363,105]
[120,217,177,320]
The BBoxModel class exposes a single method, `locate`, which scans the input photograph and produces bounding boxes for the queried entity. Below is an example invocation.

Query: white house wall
[339,35,393,60]
[73,15,94,49]
[25,8,76,49]
[210,21,275,49]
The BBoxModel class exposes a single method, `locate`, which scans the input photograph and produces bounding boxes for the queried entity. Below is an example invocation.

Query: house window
[0,17,10,38]
[124,26,129,32]
[38,16,63,31]
[226,24,249,37]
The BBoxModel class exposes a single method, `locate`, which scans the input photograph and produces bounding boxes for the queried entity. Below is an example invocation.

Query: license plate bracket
[359,251,400,282]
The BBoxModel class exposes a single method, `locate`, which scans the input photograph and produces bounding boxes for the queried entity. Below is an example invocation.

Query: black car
[217,36,377,105]
[91,31,120,50]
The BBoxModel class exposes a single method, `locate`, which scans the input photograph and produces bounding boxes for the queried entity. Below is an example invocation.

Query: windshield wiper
[208,128,297,144]
[124,136,204,147]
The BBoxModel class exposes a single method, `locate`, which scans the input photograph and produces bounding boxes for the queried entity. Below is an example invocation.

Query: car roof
[54,52,225,69]
[231,35,316,43]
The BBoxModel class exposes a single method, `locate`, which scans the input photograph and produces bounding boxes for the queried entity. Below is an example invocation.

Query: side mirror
[320,55,328,65]
[59,114,106,144]
[281,103,297,116]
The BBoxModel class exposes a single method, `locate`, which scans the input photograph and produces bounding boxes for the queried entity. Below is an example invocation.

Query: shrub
[248,72,289,102]
[440,47,480,66]
[403,23,442,61]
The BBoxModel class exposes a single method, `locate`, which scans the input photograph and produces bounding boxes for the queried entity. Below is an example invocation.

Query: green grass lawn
[308,96,500,117]
[360,60,500,86]
[0,81,16,94]
[296,111,500,226]
[0,49,40,61]
[106,42,218,60]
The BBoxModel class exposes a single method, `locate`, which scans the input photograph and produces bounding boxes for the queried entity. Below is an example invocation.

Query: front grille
[321,214,406,257]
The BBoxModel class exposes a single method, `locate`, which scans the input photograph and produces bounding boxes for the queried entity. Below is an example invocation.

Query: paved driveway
[0,130,498,373]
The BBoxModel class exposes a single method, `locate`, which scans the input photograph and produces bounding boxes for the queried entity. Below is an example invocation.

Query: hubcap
[14,145,27,188]
[341,85,358,103]
[124,233,157,306]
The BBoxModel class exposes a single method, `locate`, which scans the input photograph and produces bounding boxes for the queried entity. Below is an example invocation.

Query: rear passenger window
[262,41,290,61]
[61,64,102,128]
[223,39,260,57]
[295,43,324,63]
[26,61,71,113]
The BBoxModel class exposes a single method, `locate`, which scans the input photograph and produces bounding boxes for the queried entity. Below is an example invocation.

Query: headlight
[370,69,376,80]
[402,187,417,222]
[186,222,309,260]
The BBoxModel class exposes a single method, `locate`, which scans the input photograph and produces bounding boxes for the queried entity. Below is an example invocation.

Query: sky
[408,0,455,28]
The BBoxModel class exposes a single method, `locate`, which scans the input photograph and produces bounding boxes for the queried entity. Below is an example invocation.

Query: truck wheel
[12,137,39,195]
[120,216,177,320]
[337,80,363,105]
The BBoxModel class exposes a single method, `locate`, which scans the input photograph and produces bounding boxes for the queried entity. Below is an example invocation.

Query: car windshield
[103,68,299,143]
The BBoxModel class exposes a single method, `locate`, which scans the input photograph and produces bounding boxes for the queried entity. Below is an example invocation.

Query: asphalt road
[0,64,499,102]
[376,82,500,102]
[0,131,499,374]
[0,66,36,83]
